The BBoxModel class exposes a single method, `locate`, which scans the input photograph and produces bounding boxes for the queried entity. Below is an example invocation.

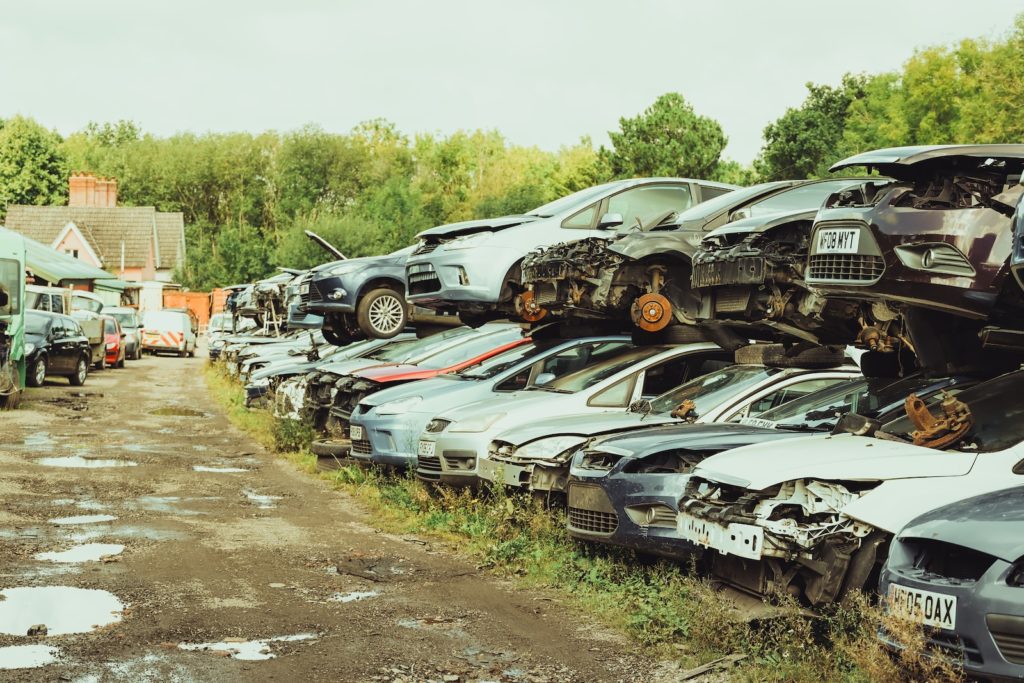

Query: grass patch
[205,363,958,682]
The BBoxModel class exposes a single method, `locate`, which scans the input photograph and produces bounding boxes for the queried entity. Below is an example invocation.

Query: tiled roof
[3,205,183,270]
[155,212,185,269]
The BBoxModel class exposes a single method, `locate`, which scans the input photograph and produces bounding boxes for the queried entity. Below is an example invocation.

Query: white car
[676,370,1024,607]
[415,343,735,485]
[483,363,859,492]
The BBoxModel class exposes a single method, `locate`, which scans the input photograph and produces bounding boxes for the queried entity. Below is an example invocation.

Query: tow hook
[904,391,973,449]
[632,293,672,332]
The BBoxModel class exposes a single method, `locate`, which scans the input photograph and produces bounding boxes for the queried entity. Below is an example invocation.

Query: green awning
[0,225,115,283]
[94,279,128,292]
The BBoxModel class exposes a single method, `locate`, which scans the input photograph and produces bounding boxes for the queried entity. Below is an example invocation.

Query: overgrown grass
[204,364,961,682]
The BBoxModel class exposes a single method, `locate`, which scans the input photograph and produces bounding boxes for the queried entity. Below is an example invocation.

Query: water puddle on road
[243,490,281,509]
[49,514,117,525]
[35,543,125,563]
[0,644,61,669]
[23,433,56,448]
[193,466,249,473]
[330,590,379,603]
[36,456,137,468]
[0,586,124,635]
[178,633,317,661]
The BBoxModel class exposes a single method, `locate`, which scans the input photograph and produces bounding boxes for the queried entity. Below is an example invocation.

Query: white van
[141,310,197,357]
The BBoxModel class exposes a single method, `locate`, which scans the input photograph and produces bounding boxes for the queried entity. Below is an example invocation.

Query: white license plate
[349,425,363,441]
[816,228,860,253]
[676,512,765,560]
[417,440,436,457]
[738,417,778,429]
[299,283,309,295]
[887,583,957,630]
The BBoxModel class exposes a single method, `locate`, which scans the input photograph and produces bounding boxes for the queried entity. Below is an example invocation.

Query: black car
[24,310,92,387]
[566,372,976,559]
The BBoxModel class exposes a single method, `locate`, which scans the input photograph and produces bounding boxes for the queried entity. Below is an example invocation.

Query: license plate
[299,283,309,295]
[349,425,363,441]
[816,228,860,253]
[887,583,957,630]
[417,440,435,457]
[739,417,778,429]
[676,512,764,560]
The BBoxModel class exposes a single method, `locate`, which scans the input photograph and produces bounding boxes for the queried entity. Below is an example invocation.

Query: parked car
[488,359,860,493]
[101,314,126,368]
[805,145,1024,372]
[142,309,198,357]
[414,343,736,486]
[104,307,142,360]
[406,179,736,326]
[565,372,974,559]
[676,369,1024,607]
[348,336,633,469]
[879,485,1024,681]
[25,284,71,314]
[23,310,92,386]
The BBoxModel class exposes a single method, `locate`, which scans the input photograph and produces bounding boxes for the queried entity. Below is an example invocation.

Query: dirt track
[0,349,668,682]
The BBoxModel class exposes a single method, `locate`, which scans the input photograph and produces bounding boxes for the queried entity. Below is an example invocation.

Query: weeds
[205,365,958,682]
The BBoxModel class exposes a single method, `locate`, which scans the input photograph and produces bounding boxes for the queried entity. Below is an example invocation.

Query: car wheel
[26,356,46,387]
[188,344,196,358]
[69,356,88,386]
[311,438,352,459]
[357,288,407,339]
[735,343,845,369]
[117,354,125,368]
[95,354,106,371]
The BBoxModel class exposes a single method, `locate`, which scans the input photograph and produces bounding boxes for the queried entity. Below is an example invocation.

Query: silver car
[405,179,737,323]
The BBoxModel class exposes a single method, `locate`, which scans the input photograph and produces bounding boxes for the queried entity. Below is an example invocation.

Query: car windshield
[417,330,522,370]
[457,342,540,379]
[880,370,1024,453]
[527,182,623,218]
[747,179,865,216]
[753,375,942,431]
[109,311,139,328]
[649,364,783,417]
[25,312,51,335]
[663,182,791,229]
[541,346,664,394]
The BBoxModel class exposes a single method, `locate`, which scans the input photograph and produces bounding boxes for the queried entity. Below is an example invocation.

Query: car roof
[830,145,1024,171]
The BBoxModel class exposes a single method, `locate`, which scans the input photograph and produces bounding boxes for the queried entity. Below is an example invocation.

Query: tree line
[0,14,1021,289]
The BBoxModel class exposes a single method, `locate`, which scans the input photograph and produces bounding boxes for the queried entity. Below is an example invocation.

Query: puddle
[0,586,124,635]
[330,590,378,603]
[0,644,61,669]
[75,500,108,511]
[49,514,117,525]
[178,634,316,661]
[69,525,186,542]
[243,490,281,509]
[23,433,56,448]
[193,466,249,473]
[35,543,125,563]
[150,407,207,417]
[36,456,137,468]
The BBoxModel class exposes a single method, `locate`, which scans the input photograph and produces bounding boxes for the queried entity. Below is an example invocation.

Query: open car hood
[693,433,978,491]
[830,144,1024,177]
[704,209,816,240]
[416,215,541,240]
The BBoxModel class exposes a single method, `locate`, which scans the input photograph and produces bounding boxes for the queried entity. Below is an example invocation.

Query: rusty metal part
[632,293,672,332]
[905,391,973,449]
[856,325,898,353]
[670,399,698,422]
[514,290,547,323]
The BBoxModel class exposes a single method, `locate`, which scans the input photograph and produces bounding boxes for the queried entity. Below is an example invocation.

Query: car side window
[698,185,733,201]
[607,185,694,230]
[495,369,532,392]
[561,203,599,229]
[588,376,636,408]
[729,377,850,420]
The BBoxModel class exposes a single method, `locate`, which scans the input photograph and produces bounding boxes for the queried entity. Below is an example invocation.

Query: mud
[0,347,663,681]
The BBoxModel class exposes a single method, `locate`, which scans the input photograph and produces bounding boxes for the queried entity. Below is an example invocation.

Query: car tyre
[27,356,46,387]
[357,288,407,339]
[735,343,845,369]
[311,438,352,459]
[95,354,106,371]
[69,356,88,386]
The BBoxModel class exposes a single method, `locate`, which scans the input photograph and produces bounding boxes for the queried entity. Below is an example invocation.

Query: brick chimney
[68,173,118,208]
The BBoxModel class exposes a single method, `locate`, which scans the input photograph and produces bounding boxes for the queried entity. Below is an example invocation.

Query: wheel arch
[355,276,406,304]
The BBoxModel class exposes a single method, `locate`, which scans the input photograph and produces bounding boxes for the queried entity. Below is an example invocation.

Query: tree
[756,75,871,181]
[601,93,727,180]
[0,116,67,217]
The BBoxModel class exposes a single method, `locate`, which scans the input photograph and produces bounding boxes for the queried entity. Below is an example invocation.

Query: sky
[0,1,1020,164]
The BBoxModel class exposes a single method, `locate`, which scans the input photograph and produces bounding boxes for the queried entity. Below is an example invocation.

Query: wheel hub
[632,293,672,332]
[514,290,547,323]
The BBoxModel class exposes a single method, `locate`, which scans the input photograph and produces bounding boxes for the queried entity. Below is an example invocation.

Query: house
[4,173,186,284]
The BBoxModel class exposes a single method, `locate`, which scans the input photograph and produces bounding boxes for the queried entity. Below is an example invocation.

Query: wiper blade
[526,386,571,394]
[774,423,827,432]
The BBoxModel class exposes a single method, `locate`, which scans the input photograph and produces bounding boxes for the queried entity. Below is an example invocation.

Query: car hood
[361,375,476,409]
[830,144,1024,177]
[250,357,322,381]
[436,389,557,423]
[352,363,443,383]
[416,215,541,240]
[495,410,666,446]
[593,422,805,458]
[310,249,409,275]
[693,433,978,490]
[896,485,1024,563]
[704,209,816,240]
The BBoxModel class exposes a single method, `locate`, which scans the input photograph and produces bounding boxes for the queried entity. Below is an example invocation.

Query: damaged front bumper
[521,238,633,318]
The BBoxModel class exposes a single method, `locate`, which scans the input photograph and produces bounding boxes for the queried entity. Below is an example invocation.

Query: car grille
[568,507,618,534]
[417,454,443,480]
[988,614,1024,664]
[413,241,440,256]
[807,253,885,283]
[409,270,441,295]
[351,438,372,456]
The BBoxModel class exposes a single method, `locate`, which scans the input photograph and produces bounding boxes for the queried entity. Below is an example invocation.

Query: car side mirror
[628,399,652,415]
[597,212,624,230]
[728,208,752,222]
[534,372,556,386]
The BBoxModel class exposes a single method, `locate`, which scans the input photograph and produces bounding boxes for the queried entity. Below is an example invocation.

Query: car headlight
[450,412,506,433]
[327,262,360,277]
[24,342,35,355]
[374,396,423,415]
[445,232,493,251]
[516,435,588,461]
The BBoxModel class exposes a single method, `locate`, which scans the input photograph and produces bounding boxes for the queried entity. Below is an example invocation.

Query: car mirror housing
[534,372,556,386]
[597,212,624,230]
[831,412,880,437]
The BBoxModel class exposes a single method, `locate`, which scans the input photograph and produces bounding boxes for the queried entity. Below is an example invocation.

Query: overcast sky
[0,1,1019,164]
